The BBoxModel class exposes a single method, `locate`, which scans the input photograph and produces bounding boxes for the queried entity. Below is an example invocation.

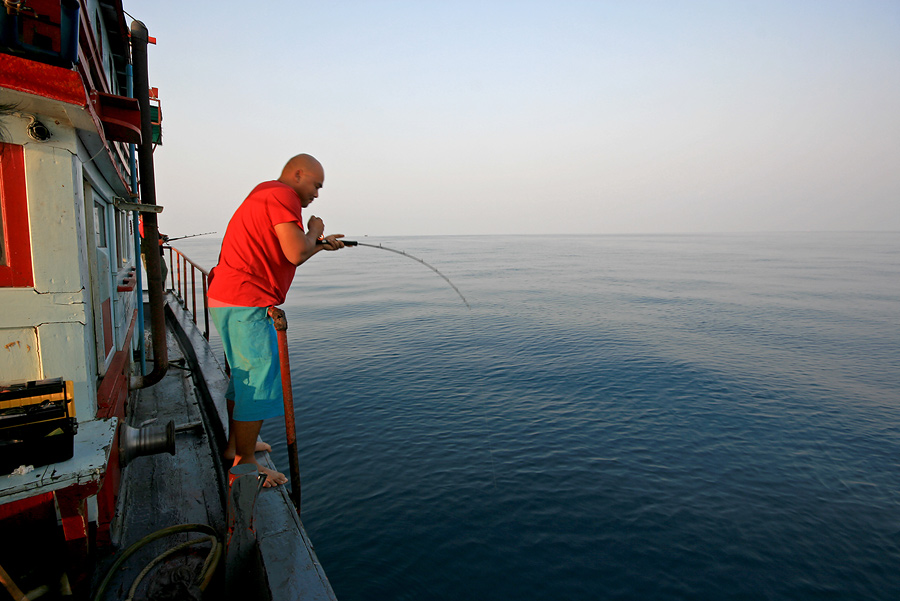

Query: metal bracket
[113,197,163,213]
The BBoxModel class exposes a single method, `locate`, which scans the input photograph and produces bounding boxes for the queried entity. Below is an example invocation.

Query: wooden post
[267,306,302,513]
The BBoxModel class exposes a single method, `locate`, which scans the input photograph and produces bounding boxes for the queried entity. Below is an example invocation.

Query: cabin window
[94,201,108,248]
[0,143,34,287]
[115,209,130,266]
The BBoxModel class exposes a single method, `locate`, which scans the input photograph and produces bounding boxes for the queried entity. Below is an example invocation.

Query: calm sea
[175,232,900,601]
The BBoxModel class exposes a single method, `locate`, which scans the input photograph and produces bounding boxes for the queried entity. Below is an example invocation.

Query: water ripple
[181,233,900,601]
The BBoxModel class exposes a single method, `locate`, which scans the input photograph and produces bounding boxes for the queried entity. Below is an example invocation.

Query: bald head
[279,154,322,180]
[278,154,325,207]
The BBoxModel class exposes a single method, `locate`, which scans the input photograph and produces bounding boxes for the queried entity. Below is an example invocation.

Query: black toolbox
[0,378,77,475]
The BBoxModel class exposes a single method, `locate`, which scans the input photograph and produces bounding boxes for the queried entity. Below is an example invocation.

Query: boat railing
[165,246,210,339]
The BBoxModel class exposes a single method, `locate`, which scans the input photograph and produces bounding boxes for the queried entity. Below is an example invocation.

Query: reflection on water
[179,233,900,601]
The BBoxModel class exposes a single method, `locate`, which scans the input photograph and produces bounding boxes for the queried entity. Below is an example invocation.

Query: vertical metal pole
[168,247,174,291]
[267,307,301,513]
[202,273,210,339]
[174,252,181,300]
[191,266,197,323]
[129,20,167,389]
[126,61,146,376]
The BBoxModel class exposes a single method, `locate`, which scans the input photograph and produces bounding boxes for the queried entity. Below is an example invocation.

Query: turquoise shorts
[209,306,284,422]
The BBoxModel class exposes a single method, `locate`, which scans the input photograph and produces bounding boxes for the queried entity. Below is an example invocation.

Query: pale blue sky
[125,1,900,237]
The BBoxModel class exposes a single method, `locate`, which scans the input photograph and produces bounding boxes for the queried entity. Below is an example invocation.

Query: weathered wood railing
[166,246,210,339]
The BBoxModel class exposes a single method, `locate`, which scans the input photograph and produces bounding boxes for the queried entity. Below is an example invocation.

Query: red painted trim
[95,424,122,548]
[96,309,137,419]
[16,0,64,52]
[0,51,135,196]
[0,491,55,520]
[55,484,94,595]
[90,90,142,145]
[94,309,137,544]
[0,53,86,106]
[101,298,114,356]
[117,267,137,292]
[0,33,137,197]
[61,513,87,541]
[76,2,106,97]
[0,143,34,287]
[54,482,100,540]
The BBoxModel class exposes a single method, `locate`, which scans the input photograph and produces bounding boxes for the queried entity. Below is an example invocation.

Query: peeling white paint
[0,328,40,382]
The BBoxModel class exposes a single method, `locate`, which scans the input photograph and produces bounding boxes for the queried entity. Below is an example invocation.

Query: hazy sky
[125,1,899,237]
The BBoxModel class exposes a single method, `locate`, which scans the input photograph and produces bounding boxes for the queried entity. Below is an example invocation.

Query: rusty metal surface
[267,306,303,512]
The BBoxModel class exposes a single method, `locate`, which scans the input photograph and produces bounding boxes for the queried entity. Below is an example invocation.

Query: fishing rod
[165,231,217,242]
[319,238,470,309]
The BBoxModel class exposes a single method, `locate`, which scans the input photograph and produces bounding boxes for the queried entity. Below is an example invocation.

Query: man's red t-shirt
[207,181,304,306]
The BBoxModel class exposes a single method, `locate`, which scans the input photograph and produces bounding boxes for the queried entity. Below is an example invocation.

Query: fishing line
[319,237,499,488]
[320,239,471,309]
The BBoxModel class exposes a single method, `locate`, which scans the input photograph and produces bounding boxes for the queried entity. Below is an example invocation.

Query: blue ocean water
[178,233,900,601]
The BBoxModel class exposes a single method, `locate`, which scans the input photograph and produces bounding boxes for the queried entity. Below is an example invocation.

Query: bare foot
[225,439,272,460]
[228,460,288,488]
[258,464,288,488]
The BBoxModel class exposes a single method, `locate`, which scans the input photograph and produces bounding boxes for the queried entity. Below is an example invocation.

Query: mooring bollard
[267,306,302,514]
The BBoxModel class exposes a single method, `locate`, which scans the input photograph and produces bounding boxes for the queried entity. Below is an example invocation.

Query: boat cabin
[0,0,153,589]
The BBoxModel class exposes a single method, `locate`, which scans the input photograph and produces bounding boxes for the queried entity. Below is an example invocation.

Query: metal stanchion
[267,307,302,513]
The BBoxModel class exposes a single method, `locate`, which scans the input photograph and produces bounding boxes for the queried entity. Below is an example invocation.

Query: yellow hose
[92,524,221,601]
[0,563,27,601]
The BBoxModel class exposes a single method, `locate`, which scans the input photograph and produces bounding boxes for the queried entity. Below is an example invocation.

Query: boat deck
[94,304,227,599]
[93,294,336,600]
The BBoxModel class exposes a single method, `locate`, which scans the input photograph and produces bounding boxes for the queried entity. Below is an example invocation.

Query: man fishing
[207,154,345,486]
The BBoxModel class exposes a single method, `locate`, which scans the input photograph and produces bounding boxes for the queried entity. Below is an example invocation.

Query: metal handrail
[165,246,210,339]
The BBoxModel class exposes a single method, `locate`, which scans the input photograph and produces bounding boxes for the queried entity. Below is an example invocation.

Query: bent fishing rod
[318,238,470,309]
